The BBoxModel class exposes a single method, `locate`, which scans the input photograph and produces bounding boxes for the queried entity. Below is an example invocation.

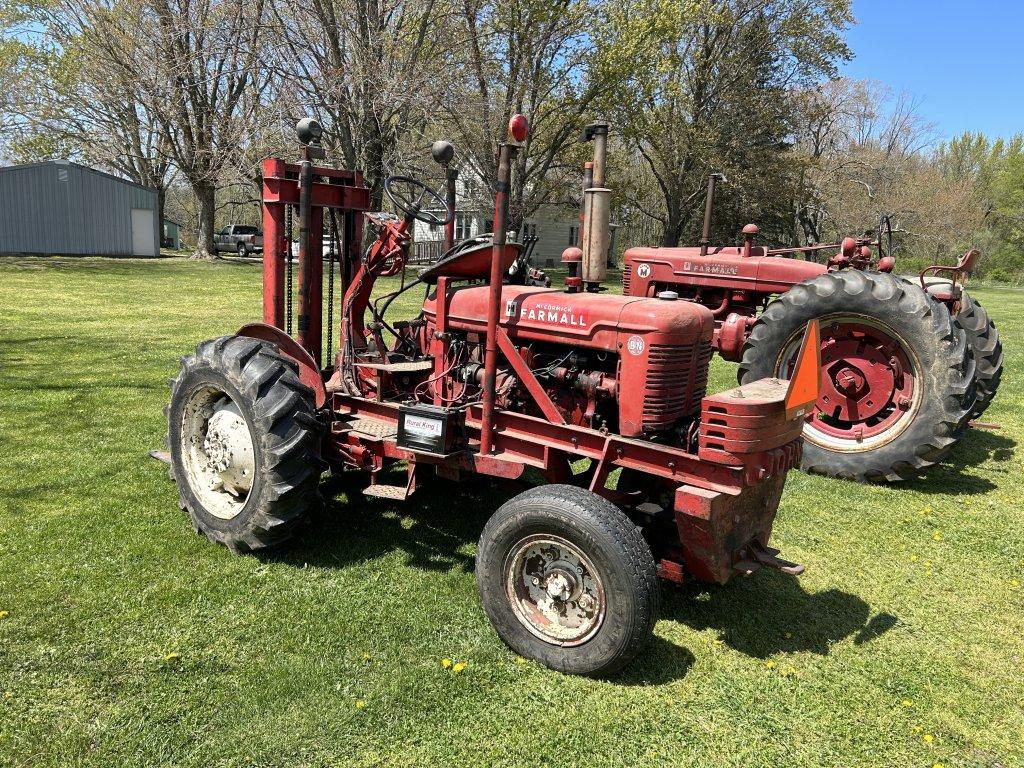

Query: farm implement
[161,116,821,675]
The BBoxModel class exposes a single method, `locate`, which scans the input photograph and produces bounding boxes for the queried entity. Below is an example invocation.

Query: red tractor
[163,116,822,676]
[620,176,1002,483]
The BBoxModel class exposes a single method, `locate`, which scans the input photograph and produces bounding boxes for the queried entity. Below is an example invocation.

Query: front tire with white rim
[167,335,325,552]
[476,485,658,676]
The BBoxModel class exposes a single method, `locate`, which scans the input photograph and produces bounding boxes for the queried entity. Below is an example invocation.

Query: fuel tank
[422,285,715,436]
[623,245,827,297]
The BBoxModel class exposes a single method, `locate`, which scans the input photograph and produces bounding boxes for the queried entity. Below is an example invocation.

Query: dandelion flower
[362,653,371,661]
[355,700,366,709]
[910,555,919,562]
[163,652,181,662]
[441,658,452,669]
[452,662,467,674]
[902,699,913,708]
[765,660,776,669]
[515,656,526,665]
[923,734,933,744]
[1011,580,1020,588]
[933,763,944,768]
[932,532,942,542]
[0,611,8,619]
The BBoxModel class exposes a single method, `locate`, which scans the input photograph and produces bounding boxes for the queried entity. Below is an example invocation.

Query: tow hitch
[735,541,805,576]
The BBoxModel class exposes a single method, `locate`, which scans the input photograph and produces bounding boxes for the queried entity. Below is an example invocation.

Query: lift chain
[327,209,339,367]
[285,204,293,335]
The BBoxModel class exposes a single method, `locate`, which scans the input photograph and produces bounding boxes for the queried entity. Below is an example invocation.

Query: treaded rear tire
[738,271,976,483]
[166,335,325,552]
[476,485,658,676]
[920,279,1002,419]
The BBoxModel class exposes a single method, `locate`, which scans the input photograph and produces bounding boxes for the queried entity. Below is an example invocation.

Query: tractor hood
[422,284,713,351]
[623,246,826,295]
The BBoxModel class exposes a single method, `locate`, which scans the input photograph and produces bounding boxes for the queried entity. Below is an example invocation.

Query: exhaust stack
[579,121,610,290]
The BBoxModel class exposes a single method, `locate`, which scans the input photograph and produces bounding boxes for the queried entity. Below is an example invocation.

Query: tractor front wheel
[738,271,976,482]
[166,335,325,552]
[476,485,658,676]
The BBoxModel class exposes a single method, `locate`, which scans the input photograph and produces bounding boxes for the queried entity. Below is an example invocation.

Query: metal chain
[326,209,338,367]
[285,204,293,335]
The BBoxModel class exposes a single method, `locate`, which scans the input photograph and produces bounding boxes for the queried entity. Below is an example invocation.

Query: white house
[411,174,619,268]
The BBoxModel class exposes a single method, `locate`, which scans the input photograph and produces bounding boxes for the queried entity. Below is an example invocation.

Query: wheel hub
[779,315,920,451]
[203,405,255,495]
[179,387,256,520]
[505,535,605,646]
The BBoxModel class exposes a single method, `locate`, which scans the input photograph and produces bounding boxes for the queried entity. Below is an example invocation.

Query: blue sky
[842,0,1024,142]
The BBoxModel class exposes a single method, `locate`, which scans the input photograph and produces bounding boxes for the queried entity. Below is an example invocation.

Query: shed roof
[0,159,156,193]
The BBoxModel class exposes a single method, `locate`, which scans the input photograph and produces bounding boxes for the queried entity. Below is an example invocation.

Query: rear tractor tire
[476,485,658,677]
[921,279,1003,419]
[738,271,976,483]
[166,335,325,552]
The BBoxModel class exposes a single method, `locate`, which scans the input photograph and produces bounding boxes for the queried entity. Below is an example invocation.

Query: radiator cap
[657,290,679,301]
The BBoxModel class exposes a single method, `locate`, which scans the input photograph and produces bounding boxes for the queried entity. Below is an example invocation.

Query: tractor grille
[621,264,632,293]
[642,340,713,430]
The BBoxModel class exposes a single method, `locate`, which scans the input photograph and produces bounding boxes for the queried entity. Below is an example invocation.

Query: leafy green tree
[599,0,853,246]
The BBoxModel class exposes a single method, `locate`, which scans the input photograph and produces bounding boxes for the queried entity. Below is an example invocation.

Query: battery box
[397,404,466,455]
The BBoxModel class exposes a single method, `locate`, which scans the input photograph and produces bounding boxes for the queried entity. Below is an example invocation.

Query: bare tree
[267,0,448,209]
[436,0,610,226]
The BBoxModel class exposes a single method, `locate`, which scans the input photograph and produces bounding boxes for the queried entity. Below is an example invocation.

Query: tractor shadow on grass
[898,428,1015,496]
[274,470,508,573]
[662,570,897,660]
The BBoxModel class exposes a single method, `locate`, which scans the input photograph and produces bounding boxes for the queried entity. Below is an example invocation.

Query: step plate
[347,418,398,439]
[362,484,411,501]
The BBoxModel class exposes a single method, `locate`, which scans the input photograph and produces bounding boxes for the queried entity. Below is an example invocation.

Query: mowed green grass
[0,256,1022,768]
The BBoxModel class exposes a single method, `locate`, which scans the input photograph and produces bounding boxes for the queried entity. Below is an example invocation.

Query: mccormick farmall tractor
[163,116,823,676]
[620,172,1002,483]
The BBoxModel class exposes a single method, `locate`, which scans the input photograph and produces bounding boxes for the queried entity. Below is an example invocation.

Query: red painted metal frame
[261,157,370,359]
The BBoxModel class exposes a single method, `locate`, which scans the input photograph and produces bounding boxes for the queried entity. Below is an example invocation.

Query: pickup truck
[213,225,263,256]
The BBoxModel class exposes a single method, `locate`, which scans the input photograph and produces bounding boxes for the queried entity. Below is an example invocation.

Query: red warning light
[508,114,529,143]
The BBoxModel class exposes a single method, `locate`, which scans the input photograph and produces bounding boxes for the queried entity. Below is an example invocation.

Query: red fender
[237,322,327,408]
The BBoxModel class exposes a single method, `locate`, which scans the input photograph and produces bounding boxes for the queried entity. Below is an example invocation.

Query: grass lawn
[0,256,1022,768]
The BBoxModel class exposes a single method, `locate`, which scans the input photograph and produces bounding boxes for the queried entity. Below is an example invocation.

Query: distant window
[57,168,69,183]
[455,212,473,240]
[234,226,259,235]
[568,225,578,245]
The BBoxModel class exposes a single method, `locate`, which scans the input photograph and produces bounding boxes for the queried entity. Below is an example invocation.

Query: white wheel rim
[504,534,606,646]
[179,385,256,520]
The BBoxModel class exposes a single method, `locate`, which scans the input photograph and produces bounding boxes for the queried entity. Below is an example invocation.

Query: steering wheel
[384,175,453,226]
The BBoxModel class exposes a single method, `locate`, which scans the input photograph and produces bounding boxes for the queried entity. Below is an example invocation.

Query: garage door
[131,208,157,256]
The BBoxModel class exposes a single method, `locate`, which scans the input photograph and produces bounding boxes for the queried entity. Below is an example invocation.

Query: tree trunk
[661,208,686,247]
[192,183,217,260]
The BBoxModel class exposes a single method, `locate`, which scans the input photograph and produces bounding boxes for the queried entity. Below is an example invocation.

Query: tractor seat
[418,235,522,283]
